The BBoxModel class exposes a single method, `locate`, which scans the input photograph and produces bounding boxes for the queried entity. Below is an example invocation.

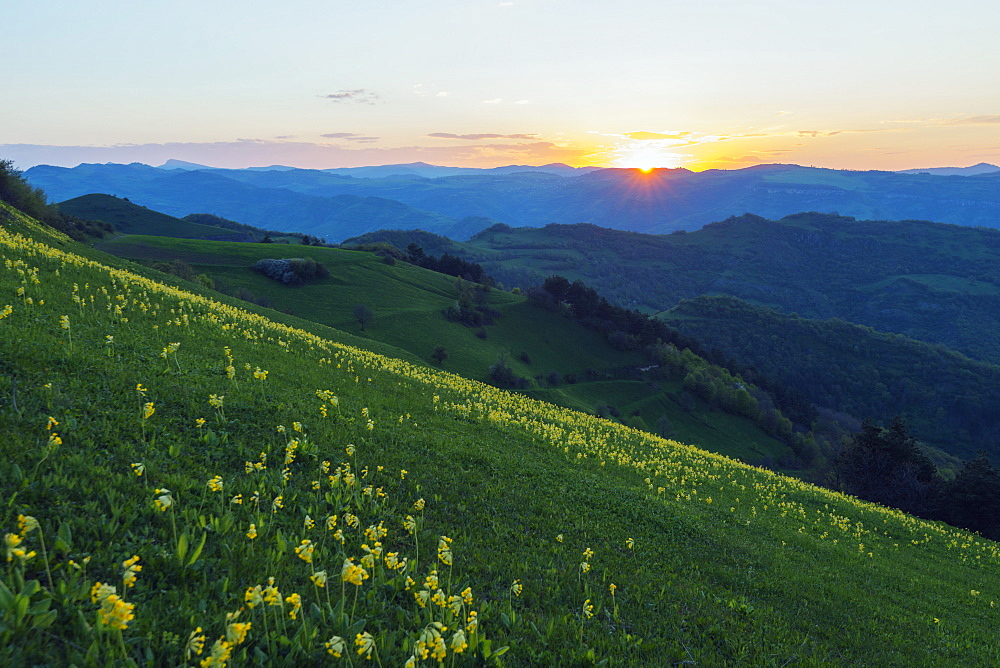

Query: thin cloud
[712,155,766,163]
[624,131,692,141]
[428,132,538,141]
[321,133,381,143]
[943,114,1000,125]
[482,98,502,104]
[321,89,380,105]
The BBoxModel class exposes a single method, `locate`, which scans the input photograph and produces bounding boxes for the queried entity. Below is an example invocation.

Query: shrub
[252,258,329,286]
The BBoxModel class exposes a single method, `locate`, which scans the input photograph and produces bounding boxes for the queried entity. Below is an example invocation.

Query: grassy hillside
[95,233,793,465]
[58,194,250,240]
[3,201,1000,665]
[662,295,1000,465]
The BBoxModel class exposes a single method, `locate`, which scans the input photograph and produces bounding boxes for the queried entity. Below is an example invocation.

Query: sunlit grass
[1,201,999,665]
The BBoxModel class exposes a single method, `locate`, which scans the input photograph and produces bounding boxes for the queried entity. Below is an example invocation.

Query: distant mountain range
[157,159,602,178]
[25,161,1000,242]
[896,162,1000,176]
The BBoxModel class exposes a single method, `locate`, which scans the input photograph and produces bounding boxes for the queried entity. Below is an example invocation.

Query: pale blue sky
[4,0,999,169]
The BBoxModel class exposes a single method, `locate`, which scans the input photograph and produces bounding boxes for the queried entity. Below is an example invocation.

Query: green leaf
[32,610,57,629]
[186,531,208,567]
[0,581,14,611]
[57,522,72,549]
[177,531,189,563]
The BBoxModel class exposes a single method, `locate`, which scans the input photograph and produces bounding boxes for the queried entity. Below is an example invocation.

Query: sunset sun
[612,142,684,171]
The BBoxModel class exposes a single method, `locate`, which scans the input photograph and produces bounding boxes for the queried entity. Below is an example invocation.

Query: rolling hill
[3,199,1000,665]
[400,213,1000,366]
[662,295,1000,464]
[57,193,251,240]
[93,232,798,467]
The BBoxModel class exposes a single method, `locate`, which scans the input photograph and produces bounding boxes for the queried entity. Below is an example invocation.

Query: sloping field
[2,202,999,665]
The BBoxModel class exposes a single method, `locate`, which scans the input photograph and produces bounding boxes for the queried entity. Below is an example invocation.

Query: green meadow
[95,233,792,465]
[2,202,1000,666]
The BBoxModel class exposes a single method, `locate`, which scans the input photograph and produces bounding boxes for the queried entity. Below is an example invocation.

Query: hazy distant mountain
[158,159,213,170]
[28,163,483,241]
[25,161,1000,239]
[897,162,1000,176]
[319,162,601,178]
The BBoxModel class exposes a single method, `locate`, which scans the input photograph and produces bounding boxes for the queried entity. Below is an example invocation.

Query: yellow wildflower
[200,639,232,668]
[294,539,315,564]
[99,594,135,630]
[226,621,251,645]
[355,631,375,660]
[437,536,453,565]
[186,627,206,660]
[325,635,346,657]
[17,514,39,534]
[153,488,173,512]
[122,555,141,588]
[285,593,302,619]
[342,558,369,586]
[262,578,280,606]
[450,628,468,654]
[244,585,263,608]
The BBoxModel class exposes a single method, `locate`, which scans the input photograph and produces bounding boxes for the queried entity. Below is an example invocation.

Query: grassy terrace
[2,202,999,665]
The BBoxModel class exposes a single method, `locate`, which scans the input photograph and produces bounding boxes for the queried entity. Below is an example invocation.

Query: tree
[353,304,374,331]
[489,351,520,388]
[834,417,941,514]
[942,452,1000,539]
[431,345,449,365]
[0,159,52,221]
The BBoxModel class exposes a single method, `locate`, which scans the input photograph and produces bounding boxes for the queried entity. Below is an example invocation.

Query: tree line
[0,159,114,241]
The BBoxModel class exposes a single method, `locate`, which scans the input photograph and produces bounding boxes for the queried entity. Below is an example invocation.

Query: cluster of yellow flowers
[90,581,135,630]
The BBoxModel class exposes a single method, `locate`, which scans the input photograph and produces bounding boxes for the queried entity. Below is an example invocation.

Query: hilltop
[57,194,252,240]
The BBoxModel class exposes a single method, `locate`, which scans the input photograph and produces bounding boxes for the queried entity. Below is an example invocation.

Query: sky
[3,0,999,171]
